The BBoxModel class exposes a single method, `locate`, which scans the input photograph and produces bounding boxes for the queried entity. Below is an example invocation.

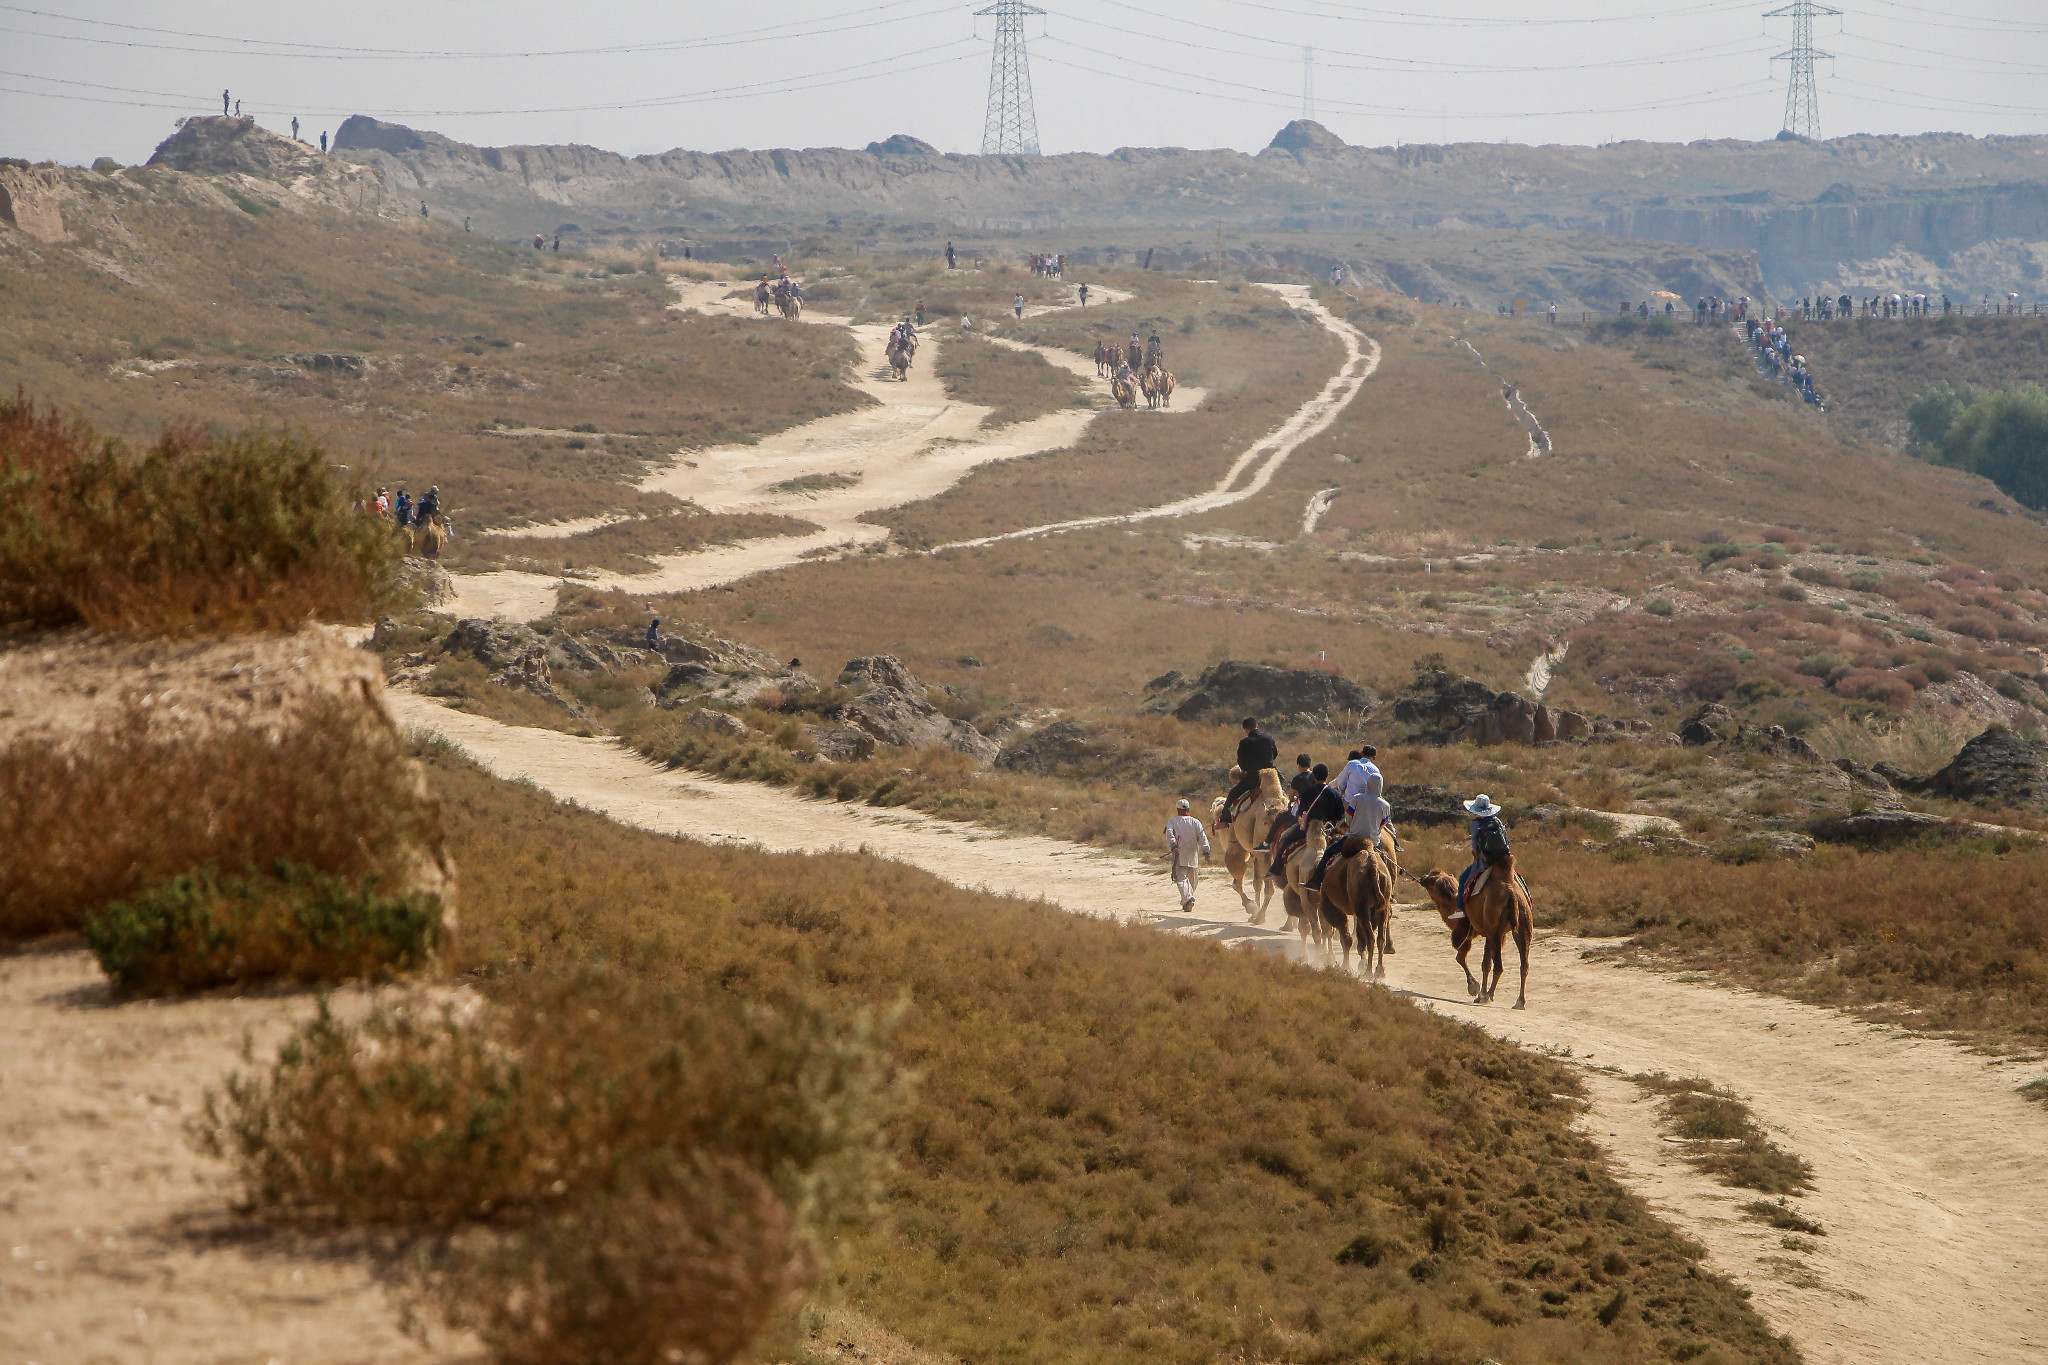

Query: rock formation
[1393,671,1590,746]
[1144,660,1377,727]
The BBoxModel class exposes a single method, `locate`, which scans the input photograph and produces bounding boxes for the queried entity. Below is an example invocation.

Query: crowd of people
[359,483,444,531]
[1169,718,1510,918]
[1787,291,2032,319]
[1025,253,1065,278]
[1743,316,1823,407]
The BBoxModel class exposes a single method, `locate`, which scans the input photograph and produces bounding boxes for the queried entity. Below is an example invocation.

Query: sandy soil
[389,692,2048,1365]
[930,285,1381,551]
[437,280,1195,623]
[0,948,467,1364]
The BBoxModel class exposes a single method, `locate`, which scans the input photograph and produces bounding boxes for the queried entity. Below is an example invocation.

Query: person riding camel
[1271,761,1340,870]
[1458,794,1513,909]
[1145,331,1162,369]
[1306,744,1389,890]
[1217,717,1278,828]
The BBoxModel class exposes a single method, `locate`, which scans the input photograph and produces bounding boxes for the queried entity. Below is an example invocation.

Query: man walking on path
[320,130,328,153]
[1166,799,1210,913]
[1014,293,1025,319]
[1078,283,1089,307]
[945,242,955,270]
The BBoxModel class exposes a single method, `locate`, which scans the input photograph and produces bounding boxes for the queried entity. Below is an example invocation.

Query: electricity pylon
[1765,0,1838,141]
[977,0,1045,156]
[1302,47,1315,122]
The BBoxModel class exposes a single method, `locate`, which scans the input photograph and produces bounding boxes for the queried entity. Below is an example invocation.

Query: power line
[1765,0,1840,139]
[0,1,954,60]
[978,0,1045,155]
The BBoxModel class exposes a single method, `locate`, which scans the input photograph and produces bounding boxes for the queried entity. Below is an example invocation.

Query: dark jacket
[1289,769,1318,802]
[1470,814,1510,862]
[1301,784,1346,825]
[1236,729,1279,775]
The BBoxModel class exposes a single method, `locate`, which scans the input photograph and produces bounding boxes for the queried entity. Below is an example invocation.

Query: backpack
[1475,815,1511,863]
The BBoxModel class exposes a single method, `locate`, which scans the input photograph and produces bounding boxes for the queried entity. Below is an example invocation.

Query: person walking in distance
[234,99,242,116]
[320,130,328,153]
[945,241,956,270]
[1014,293,1025,320]
[291,116,300,142]
[1165,799,1211,914]
[1078,282,1089,307]
[645,618,662,651]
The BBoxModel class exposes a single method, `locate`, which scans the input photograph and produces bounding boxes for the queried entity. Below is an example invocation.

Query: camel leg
[1452,921,1480,996]
[1512,916,1531,1010]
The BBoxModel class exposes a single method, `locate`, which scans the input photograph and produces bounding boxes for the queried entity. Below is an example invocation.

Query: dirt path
[390,693,2048,1365]
[931,285,1380,552]
[0,949,450,1364]
[439,281,1195,622]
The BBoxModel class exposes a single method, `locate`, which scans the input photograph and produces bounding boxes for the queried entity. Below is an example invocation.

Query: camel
[1208,767,1285,913]
[1111,373,1137,409]
[1154,369,1177,408]
[1141,368,1162,409]
[1126,340,1143,371]
[753,281,770,315]
[413,517,445,558]
[780,294,803,321]
[1093,341,1116,376]
[886,340,912,381]
[1318,833,1395,978]
[1277,819,1329,948]
[1409,861,1531,1009]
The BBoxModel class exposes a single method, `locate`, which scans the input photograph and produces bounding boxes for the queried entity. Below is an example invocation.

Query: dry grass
[1528,834,2048,1043]
[933,332,1088,427]
[1630,1075,1813,1195]
[0,693,447,943]
[0,191,867,534]
[445,510,821,576]
[0,397,397,635]
[406,751,1794,1365]
[1786,314,2048,448]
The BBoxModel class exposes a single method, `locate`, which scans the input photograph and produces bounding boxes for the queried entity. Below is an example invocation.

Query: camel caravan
[755,277,804,320]
[1094,336,1177,411]
[1195,729,1532,1010]
[885,319,919,381]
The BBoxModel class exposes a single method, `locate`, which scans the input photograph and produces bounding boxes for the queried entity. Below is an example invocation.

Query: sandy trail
[391,693,2048,1365]
[0,950,448,1364]
[439,280,1190,622]
[931,285,1380,552]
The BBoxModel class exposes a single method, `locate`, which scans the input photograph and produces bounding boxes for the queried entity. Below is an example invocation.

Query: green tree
[1906,380,1981,456]
[1946,383,2048,509]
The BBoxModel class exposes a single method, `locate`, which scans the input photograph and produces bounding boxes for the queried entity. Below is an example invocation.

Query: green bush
[83,861,444,994]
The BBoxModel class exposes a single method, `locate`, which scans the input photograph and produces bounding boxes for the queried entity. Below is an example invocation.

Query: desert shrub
[0,692,447,942]
[199,971,902,1235]
[1632,1075,1812,1194]
[1832,670,1914,708]
[1793,565,1848,588]
[1742,1198,1824,1235]
[0,395,398,634]
[426,1155,804,1365]
[1643,596,1675,617]
[82,862,443,995]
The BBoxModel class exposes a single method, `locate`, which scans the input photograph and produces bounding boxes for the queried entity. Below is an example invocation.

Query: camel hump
[1258,767,1283,798]
[1339,833,1368,856]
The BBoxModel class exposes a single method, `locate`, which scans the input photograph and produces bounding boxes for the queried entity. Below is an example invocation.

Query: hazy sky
[6,0,2044,166]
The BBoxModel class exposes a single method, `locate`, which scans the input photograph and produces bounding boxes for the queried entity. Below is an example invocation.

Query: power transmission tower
[1764,0,1838,141]
[977,0,1045,156]
[1302,47,1315,122]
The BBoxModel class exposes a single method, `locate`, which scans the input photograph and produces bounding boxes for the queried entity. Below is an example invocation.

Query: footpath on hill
[391,690,2048,1365]
[442,279,1205,623]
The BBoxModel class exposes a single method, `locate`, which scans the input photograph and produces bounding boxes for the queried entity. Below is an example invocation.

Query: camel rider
[1287,752,1316,804]
[1272,762,1341,869]
[1459,794,1511,909]
[417,485,441,524]
[1307,744,1389,890]
[1145,332,1162,368]
[1219,717,1278,823]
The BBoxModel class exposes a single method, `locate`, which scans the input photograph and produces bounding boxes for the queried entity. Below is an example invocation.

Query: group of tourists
[1168,718,1510,918]
[1743,316,1823,407]
[360,484,443,530]
[1026,253,1065,278]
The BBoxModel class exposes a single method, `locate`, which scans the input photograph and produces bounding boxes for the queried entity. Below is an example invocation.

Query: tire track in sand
[391,690,2048,1365]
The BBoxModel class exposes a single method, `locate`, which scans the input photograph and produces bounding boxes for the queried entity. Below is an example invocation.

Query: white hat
[1176,798,1191,812]
[1464,794,1502,817]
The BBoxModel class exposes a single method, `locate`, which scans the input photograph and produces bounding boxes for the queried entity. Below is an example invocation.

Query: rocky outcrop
[397,556,454,608]
[996,719,1117,775]
[0,164,68,243]
[1145,660,1377,727]
[1384,784,1470,827]
[1268,120,1349,153]
[1676,703,1824,762]
[1924,725,2048,810]
[806,725,876,762]
[866,135,937,156]
[1392,671,1590,747]
[146,116,329,180]
[838,655,927,700]
[438,618,586,713]
[840,684,997,763]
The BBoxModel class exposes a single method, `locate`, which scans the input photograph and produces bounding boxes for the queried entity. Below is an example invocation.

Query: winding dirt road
[442,281,1203,622]
[391,692,2048,1365]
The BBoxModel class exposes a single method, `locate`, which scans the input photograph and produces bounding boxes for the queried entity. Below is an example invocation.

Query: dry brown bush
[0,692,447,942]
[933,331,1088,426]
[445,510,822,576]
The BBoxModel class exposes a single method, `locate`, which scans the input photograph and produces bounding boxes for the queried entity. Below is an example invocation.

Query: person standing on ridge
[320,130,328,153]
[291,116,299,141]
[945,241,956,270]
[645,618,662,651]
[1165,799,1211,914]
[222,90,230,116]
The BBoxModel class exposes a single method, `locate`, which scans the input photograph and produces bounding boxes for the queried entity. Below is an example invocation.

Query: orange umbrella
[1649,290,1681,299]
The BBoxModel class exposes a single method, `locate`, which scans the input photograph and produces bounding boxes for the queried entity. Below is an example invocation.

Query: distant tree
[1905,381,1982,456]
[1944,382,2048,510]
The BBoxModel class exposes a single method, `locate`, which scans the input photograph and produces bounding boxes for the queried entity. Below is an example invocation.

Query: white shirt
[1165,814,1211,866]
[1332,758,1373,804]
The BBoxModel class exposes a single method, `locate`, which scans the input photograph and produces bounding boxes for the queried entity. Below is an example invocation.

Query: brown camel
[1111,374,1137,409]
[1141,368,1163,409]
[780,294,803,321]
[413,517,445,558]
[1409,862,1531,1008]
[1317,831,1396,977]
[1154,369,1177,408]
[1093,341,1115,376]
[886,340,913,381]
[1277,819,1329,948]
[1209,767,1285,913]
